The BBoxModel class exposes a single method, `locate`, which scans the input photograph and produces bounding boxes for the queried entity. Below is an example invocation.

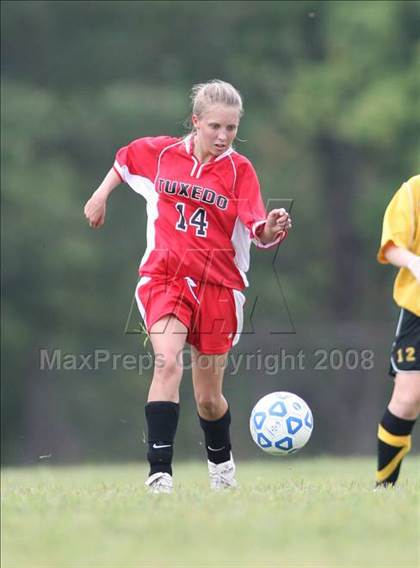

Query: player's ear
[192,114,199,129]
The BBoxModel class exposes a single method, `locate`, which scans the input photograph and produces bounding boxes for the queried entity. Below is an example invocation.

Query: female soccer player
[84,80,292,493]
[376,174,420,486]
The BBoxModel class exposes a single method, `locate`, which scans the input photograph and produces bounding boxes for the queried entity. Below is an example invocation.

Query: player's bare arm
[84,168,121,228]
[384,244,420,282]
[259,208,292,245]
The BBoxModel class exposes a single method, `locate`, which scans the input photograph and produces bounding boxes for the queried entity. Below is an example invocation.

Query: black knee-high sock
[376,407,415,486]
[199,408,232,464]
[145,401,179,476]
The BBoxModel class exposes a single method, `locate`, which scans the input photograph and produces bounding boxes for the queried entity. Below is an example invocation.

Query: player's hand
[266,208,292,232]
[260,208,292,243]
[407,255,420,282]
[84,191,107,228]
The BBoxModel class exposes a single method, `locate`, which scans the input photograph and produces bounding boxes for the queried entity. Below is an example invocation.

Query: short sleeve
[113,136,179,184]
[235,160,287,248]
[377,183,412,264]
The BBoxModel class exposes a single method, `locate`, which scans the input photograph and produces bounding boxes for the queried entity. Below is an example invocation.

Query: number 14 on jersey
[175,203,209,237]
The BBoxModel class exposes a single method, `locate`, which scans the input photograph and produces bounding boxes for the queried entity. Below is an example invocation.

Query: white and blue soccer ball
[250,391,313,455]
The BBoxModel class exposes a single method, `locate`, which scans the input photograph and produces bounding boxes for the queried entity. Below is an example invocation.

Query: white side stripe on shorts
[185,277,200,304]
[390,308,405,374]
[232,290,246,347]
[135,277,151,327]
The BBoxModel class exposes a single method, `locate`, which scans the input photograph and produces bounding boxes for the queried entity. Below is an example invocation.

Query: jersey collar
[183,134,234,163]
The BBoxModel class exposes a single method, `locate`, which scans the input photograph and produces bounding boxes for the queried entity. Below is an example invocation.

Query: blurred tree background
[2,0,420,464]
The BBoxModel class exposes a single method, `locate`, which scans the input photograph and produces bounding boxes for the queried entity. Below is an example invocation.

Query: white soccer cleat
[145,472,173,494]
[207,453,238,490]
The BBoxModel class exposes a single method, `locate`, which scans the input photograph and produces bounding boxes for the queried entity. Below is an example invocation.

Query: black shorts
[389,308,420,377]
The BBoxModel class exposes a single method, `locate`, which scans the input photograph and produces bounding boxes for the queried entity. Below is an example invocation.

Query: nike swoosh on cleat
[207,446,226,452]
[152,443,172,449]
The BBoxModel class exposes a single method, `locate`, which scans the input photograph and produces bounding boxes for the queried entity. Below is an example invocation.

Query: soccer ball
[250,391,313,455]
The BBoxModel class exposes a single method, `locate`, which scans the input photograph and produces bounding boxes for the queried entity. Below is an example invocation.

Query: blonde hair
[190,79,244,119]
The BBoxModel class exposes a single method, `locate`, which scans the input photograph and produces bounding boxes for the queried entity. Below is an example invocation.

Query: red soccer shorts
[135,276,245,354]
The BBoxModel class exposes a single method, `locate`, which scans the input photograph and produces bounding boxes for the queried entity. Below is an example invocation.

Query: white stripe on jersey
[215,147,234,161]
[196,163,205,178]
[190,156,199,177]
[231,217,251,288]
[183,134,192,153]
[228,153,249,288]
[118,165,159,269]
[154,139,185,186]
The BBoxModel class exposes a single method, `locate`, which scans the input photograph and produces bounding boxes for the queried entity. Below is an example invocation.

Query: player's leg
[389,372,420,419]
[191,347,236,489]
[376,308,420,487]
[189,282,243,488]
[376,372,420,486]
[144,315,187,492]
[192,346,230,458]
[147,315,187,402]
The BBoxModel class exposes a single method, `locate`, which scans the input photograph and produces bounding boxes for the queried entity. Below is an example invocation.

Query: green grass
[2,457,419,568]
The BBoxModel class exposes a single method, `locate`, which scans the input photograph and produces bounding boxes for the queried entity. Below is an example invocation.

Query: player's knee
[410,389,420,411]
[389,390,420,419]
[153,354,182,384]
[196,395,222,419]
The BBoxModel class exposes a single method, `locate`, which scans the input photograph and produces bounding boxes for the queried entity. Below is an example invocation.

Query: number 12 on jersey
[175,203,208,237]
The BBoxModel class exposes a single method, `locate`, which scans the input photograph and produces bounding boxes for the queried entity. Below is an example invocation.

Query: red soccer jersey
[114,135,285,290]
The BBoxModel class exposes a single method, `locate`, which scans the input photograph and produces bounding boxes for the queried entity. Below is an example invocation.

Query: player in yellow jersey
[376,175,420,486]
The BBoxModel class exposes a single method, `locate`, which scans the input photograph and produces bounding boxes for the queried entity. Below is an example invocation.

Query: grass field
[2,457,419,568]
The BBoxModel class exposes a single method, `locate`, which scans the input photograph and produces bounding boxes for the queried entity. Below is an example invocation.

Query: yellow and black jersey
[378,175,420,316]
